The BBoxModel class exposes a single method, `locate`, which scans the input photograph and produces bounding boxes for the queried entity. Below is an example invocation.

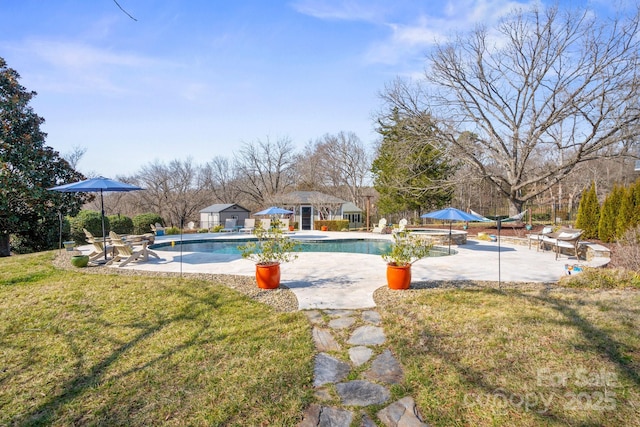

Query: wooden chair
[372,218,387,233]
[105,231,143,267]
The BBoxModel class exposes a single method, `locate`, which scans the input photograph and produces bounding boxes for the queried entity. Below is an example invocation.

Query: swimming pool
[152,238,455,256]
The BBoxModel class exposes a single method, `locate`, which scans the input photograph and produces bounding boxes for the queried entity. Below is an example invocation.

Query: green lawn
[0,252,314,426]
[2,252,639,426]
[377,284,640,426]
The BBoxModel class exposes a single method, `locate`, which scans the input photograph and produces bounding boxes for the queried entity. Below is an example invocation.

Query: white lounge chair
[259,218,271,231]
[239,218,255,233]
[220,218,237,232]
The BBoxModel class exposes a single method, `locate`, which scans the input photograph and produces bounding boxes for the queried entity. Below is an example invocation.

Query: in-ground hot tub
[407,228,468,245]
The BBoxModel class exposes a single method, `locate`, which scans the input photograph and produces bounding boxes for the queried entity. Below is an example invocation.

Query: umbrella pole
[448,222,452,254]
[497,219,502,287]
[101,190,107,261]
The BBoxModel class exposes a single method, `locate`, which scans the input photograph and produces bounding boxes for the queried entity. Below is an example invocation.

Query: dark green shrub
[598,184,623,243]
[68,210,108,244]
[133,213,164,235]
[107,214,134,235]
[575,182,600,239]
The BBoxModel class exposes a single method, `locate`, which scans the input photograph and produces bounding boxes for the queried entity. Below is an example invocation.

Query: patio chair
[372,218,387,233]
[83,228,113,261]
[527,226,553,251]
[221,218,237,232]
[150,223,165,236]
[393,218,408,234]
[542,228,584,260]
[259,218,271,231]
[239,218,255,233]
[279,218,292,233]
[106,231,144,267]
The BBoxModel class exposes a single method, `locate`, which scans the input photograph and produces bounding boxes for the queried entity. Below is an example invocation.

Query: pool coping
[87,230,597,310]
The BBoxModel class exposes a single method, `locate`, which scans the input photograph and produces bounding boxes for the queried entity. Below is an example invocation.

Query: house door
[301,206,312,230]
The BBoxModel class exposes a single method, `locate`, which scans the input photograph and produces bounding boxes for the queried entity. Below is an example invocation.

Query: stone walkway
[298,309,428,427]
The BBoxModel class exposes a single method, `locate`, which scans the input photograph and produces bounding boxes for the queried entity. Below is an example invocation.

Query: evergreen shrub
[133,213,164,235]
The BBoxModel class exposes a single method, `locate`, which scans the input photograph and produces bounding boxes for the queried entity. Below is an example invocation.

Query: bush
[531,212,551,222]
[314,220,349,231]
[69,210,108,244]
[133,213,164,235]
[559,268,640,290]
[615,226,640,272]
[107,214,134,235]
[165,226,181,235]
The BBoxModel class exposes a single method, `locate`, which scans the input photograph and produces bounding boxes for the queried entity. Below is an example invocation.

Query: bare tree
[201,156,241,203]
[311,132,371,204]
[383,5,640,214]
[233,137,297,207]
[62,146,86,170]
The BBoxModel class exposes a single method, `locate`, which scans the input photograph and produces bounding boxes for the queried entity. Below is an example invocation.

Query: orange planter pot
[386,263,412,290]
[321,226,328,231]
[255,262,281,289]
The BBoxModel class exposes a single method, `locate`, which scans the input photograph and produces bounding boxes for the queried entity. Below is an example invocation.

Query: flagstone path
[297,309,429,427]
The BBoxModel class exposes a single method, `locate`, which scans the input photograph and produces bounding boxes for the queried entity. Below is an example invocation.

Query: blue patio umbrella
[254,206,294,216]
[421,207,481,253]
[49,177,143,261]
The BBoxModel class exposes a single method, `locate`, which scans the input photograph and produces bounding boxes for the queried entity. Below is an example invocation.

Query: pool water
[152,238,454,256]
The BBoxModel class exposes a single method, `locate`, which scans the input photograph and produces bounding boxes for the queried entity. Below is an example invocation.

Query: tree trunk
[0,233,11,257]
[508,199,524,217]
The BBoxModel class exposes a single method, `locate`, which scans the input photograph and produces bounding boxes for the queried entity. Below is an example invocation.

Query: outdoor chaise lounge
[220,218,237,232]
[239,218,255,233]
[259,218,271,230]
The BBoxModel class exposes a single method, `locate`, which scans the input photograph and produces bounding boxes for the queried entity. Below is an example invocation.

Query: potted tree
[382,231,433,290]
[238,219,300,289]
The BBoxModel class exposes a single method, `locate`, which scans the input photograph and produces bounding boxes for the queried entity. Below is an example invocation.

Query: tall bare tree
[383,5,640,214]
[295,132,370,202]
[233,137,297,207]
[201,156,241,203]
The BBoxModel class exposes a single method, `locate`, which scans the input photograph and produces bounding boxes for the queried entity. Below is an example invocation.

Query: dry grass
[376,283,640,426]
[0,252,314,426]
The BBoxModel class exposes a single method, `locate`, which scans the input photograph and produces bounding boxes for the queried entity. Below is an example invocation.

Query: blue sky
[0,0,616,177]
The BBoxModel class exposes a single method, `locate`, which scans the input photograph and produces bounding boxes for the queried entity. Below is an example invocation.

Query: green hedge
[107,214,134,235]
[69,210,108,244]
[133,213,164,235]
[314,220,349,231]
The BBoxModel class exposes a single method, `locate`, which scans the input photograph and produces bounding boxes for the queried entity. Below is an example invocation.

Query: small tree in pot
[382,231,433,290]
[238,219,299,289]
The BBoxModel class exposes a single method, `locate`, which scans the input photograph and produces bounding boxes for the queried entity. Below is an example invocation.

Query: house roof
[280,191,347,204]
[199,203,250,213]
[341,202,363,213]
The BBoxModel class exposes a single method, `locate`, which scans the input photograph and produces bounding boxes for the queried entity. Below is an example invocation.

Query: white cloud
[362,0,538,65]
[3,38,176,96]
[290,0,389,22]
